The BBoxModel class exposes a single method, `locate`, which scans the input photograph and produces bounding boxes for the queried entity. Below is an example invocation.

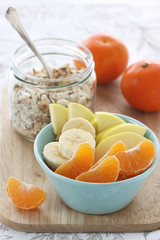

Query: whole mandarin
[121,60,160,112]
[82,34,129,84]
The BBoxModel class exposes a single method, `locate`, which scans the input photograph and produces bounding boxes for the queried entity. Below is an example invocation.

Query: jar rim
[11,38,93,85]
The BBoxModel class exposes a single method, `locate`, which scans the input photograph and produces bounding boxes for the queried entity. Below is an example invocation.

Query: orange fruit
[115,139,156,176]
[55,143,94,179]
[6,177,47,210]
[82,34,129,84]
[121,60,160,112]
[92,140,126,167]
[74,59,86,69]
[116,174,134,181]
[76,156,120,183]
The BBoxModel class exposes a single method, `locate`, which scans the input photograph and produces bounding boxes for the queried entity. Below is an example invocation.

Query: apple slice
[95,112,125,133]
[96,123,146,145]
[68,102,95,121]
[90,117,98,133]
[95,132,146,162]
[49,104,68,140]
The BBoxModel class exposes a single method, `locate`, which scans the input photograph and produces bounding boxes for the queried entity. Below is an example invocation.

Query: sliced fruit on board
[6,177,47,210]
[115,139,156,176]
[59,129,95,159]
[76,156,120,183]
[62,117,95,138]
[92,141,127,166]
[68,102,95,121]
[95,132,146,163]
[55,143,94,179]
[94,112,125,133]
[43,142,69,170]
[49,104,68,140]
[96,123,146,145]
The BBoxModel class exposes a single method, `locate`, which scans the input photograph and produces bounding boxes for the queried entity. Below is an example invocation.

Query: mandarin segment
[92,141,126,168]
[95,132,146,163]
[76,156,120,183]
[106,140,127,156]
[55,143,94,179]
[116,174,134,181]
[6,177,47,210]
[115,139,156,176]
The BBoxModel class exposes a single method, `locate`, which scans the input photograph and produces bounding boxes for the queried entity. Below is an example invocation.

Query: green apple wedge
[90,117,98,134]
[68,102,95,121]
[49,104,68,140]
[95,112,125,133]
[96,123,146,145]
[95,132,146,163]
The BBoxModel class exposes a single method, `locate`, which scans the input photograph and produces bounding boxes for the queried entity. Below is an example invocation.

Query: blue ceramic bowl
[34,114,160,214]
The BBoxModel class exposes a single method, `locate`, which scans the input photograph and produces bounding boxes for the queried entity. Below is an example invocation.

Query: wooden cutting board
[0,82,160,233]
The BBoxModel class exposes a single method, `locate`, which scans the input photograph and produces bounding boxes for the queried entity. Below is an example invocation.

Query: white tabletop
[1,0,160,239]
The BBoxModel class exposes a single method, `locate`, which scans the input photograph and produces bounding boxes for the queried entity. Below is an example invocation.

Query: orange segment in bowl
[55,143,94,179]
[76,156,120,183]
[115,139,156,176]
[116,174,134,181]
[6,177,47,210]
[93,140,127,167]
[95,132,146,163]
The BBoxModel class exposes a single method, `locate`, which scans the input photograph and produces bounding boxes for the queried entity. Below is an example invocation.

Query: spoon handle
[6,7,52,79]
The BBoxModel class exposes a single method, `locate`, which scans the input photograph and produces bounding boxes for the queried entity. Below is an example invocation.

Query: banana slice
[59,129,95,159]
[62,117,95,138]
[43,142,69,170]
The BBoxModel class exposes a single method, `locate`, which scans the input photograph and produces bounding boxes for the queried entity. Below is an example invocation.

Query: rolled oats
[10,65,96,141]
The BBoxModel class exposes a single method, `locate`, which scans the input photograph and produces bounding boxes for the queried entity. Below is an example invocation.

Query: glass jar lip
[11,38,94,84]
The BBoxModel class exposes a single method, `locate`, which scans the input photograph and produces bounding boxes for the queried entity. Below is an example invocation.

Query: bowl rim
[34,113,160,186]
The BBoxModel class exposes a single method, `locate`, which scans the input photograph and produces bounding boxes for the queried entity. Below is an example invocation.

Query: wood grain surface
[0,82,160,233]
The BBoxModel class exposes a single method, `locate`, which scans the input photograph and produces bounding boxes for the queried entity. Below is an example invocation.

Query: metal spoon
[6,7,53,79]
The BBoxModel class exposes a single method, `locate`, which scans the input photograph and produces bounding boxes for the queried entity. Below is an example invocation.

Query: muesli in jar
[10,65,96,141]
[9,38,96,141]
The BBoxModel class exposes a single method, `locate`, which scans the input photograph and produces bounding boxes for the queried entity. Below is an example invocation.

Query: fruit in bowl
[45,102,153,180]
[34,103,159,214]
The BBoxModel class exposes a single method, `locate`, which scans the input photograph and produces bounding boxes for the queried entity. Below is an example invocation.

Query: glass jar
[9,38,96,142]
